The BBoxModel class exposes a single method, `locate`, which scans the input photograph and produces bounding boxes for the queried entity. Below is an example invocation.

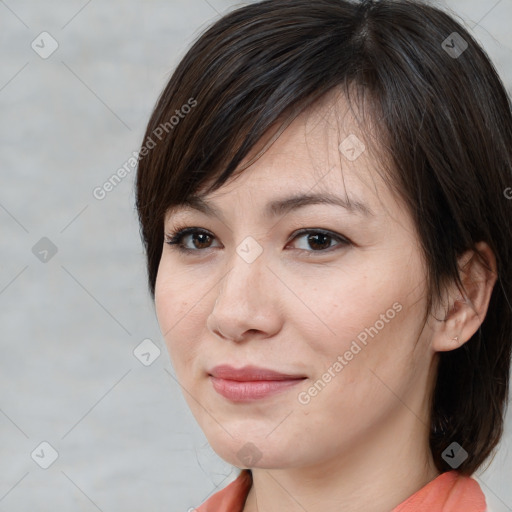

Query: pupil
[309,233,330,250]
[189,233,332,250]
[194,233,210,248]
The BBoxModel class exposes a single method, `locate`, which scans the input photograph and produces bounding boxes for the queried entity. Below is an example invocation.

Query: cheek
[155,256,203,330]
[154,266,205,370]
[299,253,425,369]
[297,268,383,345]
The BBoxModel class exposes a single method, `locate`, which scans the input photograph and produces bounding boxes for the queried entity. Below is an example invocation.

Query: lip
[209,365,307,402]
[209,364,306,381]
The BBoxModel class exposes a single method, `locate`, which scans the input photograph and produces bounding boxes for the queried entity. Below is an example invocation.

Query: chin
[205,434,302,470]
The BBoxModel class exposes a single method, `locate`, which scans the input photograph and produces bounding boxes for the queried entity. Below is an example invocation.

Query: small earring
[452,335,459,343]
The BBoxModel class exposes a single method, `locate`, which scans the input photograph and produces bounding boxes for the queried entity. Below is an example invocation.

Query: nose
[206,249,283,343]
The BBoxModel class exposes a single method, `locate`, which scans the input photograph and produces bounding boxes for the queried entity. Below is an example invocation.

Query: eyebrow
[167,192,374,221]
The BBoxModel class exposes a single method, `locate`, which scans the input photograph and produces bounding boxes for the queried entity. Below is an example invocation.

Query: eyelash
[164,224,351,256]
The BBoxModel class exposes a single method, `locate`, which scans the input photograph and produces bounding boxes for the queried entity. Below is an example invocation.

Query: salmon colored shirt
[195,469,487,512]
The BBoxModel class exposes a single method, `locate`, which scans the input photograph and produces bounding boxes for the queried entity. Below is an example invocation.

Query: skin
[154,91,497,512]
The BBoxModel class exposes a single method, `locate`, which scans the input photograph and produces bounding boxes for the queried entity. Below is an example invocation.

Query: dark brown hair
[136,0,512,476]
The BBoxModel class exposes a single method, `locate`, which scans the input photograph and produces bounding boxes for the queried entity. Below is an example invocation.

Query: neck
[242,413,440,512]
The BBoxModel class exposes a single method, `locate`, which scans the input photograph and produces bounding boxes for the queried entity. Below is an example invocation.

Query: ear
[430,241,498,352]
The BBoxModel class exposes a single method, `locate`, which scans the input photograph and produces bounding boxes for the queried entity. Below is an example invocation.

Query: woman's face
[154,94,439,473]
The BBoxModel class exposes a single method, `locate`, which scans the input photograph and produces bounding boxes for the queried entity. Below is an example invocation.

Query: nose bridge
[218,237,268,304]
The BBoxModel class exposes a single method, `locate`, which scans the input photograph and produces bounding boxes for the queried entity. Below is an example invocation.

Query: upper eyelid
[165,226,345,238]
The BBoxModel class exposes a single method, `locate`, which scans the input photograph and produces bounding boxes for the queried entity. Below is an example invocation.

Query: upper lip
[209,364,306,381]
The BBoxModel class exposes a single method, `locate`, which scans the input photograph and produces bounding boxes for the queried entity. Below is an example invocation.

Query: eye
[288,228,350,253]
[164,226,219,252]
[164,226,351,255]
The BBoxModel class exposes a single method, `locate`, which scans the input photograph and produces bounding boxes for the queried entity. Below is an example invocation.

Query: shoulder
[392,471,487,512]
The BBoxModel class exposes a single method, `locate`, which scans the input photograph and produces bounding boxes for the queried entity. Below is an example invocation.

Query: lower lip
[210,376,305,402]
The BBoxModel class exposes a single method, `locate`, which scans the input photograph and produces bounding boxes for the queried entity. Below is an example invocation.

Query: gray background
[0,0,511,511]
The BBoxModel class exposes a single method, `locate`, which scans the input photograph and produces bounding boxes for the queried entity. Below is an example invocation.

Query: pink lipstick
[209,365,306,402]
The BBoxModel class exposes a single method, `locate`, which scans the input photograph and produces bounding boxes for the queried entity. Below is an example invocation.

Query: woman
[135,0,512,510]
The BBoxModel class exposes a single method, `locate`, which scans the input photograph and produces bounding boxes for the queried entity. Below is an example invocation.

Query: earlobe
[431,241,498,353]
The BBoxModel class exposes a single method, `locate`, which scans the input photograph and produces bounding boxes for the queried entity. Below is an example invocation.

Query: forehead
[167,90,395,221]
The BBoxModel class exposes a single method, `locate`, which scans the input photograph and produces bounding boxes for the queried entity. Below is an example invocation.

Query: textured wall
[1,1,511,511]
